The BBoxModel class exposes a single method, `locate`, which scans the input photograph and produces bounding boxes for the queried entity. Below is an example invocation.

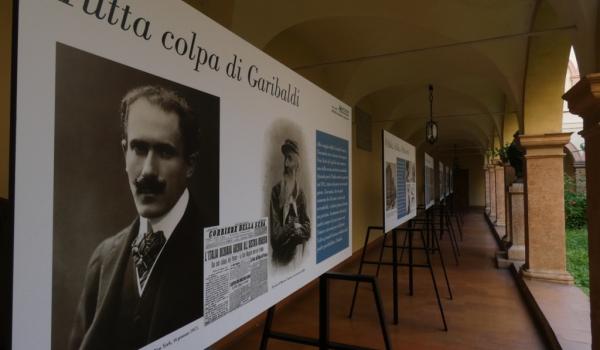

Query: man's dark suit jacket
[69,200,204,350]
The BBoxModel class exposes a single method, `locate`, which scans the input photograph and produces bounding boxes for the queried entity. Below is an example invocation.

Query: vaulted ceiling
[187,0,597,156]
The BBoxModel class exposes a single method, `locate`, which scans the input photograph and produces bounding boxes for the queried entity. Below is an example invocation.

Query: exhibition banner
[424,153,435,209]
[382,130,417,233]
[11,1,352,349]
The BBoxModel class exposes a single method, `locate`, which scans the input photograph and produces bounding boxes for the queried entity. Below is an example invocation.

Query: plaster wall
[435,153,484,208]
[463,155,486,207]
[504,112,519,144]
[350,110,385,252]
[523,1,571,135]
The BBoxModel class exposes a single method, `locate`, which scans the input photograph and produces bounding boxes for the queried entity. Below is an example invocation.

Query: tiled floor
[215,210,547,349]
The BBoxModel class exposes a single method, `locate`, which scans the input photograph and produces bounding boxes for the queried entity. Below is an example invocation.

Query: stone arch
[522,0,573,134]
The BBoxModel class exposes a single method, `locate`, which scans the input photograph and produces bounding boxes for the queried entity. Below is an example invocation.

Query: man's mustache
[134,176,166,195]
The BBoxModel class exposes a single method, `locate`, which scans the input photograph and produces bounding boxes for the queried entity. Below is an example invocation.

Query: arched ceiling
[186,0,597,157]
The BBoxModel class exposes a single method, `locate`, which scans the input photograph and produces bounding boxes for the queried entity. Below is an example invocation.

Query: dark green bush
[564,175,587,229]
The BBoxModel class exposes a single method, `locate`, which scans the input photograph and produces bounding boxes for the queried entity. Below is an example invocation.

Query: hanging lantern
[425,84,438,144]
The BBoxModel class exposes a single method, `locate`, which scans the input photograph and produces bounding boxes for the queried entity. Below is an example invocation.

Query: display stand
[414,202,460,266]
[260,272,391,350]
[348,224,448,331]
[437,200,461,264]
[447,193,464,241]
[404,208,453,300]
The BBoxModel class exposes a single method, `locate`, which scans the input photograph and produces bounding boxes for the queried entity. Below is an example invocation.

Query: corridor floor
[215,210,547,349]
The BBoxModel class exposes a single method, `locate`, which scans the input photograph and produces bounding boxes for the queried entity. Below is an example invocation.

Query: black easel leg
[319,276,329,350]
[420,230,448,331]
[444,211,460,265]
[398,230,409,265]
[425,211,432,254]
[375,233,388,277]
[348,227,373,318]
[259,306,276,350]
[408,230,414,296]
[447,212,461,257]
[392,229,398,325]
[433,229,453,300]
[371,279,392,350]
[455,214,463,241]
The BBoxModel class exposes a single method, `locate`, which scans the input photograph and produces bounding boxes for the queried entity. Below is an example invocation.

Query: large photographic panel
[12,1,352,349]
[382,130,416,233]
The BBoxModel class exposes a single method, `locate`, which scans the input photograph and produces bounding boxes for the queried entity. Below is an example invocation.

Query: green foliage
[495,143,511,163]
[566,227,589,295]
[564,175,587,229]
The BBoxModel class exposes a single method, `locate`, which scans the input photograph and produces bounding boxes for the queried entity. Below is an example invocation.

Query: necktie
[131,224,166,291]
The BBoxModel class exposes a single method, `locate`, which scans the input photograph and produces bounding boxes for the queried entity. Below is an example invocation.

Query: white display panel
[12,1,352,349]
[424,153,435,209]
[382,130,416,233]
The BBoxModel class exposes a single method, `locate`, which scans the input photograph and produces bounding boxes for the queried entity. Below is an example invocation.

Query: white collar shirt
[134,189,189,295]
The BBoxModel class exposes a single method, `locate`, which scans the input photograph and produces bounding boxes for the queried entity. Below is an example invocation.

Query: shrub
[564,175,587,229]
[566,227,589,295]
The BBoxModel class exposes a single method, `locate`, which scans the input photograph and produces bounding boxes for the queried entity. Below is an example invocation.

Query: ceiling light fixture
[425,84,438,144]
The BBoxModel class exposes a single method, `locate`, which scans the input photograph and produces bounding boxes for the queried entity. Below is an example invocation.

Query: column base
[507,244,525,261]
[520,267,574,284]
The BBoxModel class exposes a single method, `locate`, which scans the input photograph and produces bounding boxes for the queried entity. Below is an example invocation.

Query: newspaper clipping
[204,218,269,325]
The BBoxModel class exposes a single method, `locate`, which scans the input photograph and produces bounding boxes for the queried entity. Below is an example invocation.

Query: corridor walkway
[216,210,547,349]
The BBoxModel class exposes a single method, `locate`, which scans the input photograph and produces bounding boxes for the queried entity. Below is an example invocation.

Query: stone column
[489,164,497,222]
[507,183,525,261]
[503,165,516,243]
[519,133,574,284]
[563,73,600,348]
[494,165,506,228]
[485,166,491,214]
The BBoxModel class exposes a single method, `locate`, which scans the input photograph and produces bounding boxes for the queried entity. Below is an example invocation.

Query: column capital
[562,73,600,125]
[509,182,524,194]
[519,133,571,159]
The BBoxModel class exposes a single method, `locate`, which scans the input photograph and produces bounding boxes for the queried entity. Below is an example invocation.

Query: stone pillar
[503,165,516,243]
[494,165,506,227]
[519,133,574,284]
[507,183,525,261]
[563,73,600,349]
[489,164,497,222]
[485,166,491,214]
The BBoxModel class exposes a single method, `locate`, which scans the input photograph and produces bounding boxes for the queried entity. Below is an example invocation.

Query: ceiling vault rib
[292,25,576,71]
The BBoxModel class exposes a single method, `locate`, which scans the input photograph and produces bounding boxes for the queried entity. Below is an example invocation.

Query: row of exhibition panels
[10,1,454,349]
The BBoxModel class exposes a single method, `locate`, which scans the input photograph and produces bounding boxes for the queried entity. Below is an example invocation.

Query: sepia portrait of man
[51,44,219,350]
[269,139,310,266]
[69,86,205,349]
